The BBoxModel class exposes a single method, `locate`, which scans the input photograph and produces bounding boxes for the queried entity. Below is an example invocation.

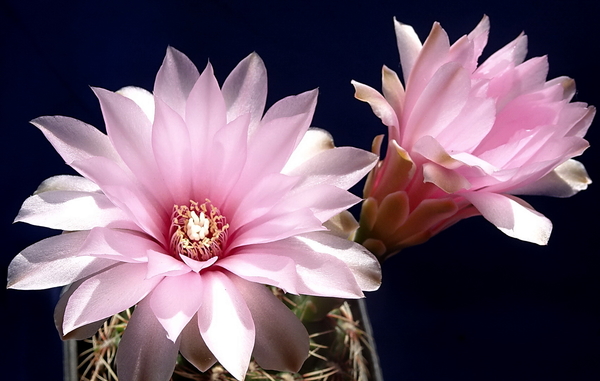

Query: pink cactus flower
[8,48,381,380]
[352,16,593,260]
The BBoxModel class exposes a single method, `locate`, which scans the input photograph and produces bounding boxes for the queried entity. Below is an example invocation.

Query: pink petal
[285,146,378,190]
[151,96,192,204]
[422,162,471,193]
[435,96,496,153]
[447,35,475,73]
[230,275,309,372]
[154,46,200,117]
[179,315,217,372]
[381,66,405,143]
[225,172,299,229]
[240,112,314,185]
[222,52,268,134]
[54,279,106,340]
[404,62,471,147]
[7,231,115,290]
[567,105,595,138]
[116,297,180,381]
[463,192,552,245]
[467,15,490,68]
[294,232,381,292]
[352,80,398,130]
[509,159,591,197]
[204,114,250,207]
[184,62,228,195]
[236,235,367,298]
[71,156,167,243]
[404,22,450,115]
[78,227,161,263]
[477,33,528,76]
[15,189,136,231]
[198,271,255,380]
[180,255,218,273]
[146,250,191,278]
[260,89,318,134]
[283,183,362,222]
[93,87,171,208]
[63,262,163,334]
[117,86,155,122]
[31,115,121,165]
[393,18,423,82]
[283,128,335,173]
[412,135,467,170]
[149,272,204,341]
[34,174,101,193]
[228,207,324,250]
[216,251,299,293]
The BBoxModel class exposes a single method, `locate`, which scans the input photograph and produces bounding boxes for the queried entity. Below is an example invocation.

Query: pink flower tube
[352,16,593,260]
[8,48,381,380]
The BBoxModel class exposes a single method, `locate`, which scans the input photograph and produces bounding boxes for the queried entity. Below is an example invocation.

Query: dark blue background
[1,1,599,380]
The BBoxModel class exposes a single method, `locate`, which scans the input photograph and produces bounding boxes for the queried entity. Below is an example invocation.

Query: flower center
[170,199,229,261]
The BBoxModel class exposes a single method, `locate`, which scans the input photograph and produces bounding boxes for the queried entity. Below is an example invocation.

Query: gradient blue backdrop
[1,1,599,380]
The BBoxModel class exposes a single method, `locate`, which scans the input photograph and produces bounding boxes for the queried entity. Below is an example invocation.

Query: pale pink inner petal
[7,231,116,290]
[225,172,299,229]
[422,162,471,193]
[435,96,496,153]
[152,96,192,205]
[54,278,107,340]
[63,262,163,334]
[352,80,399,129]
[117,86,156,123]
[149,272,204,341]
[282,128,334,174]
[15,190,137,232]
[466,15,490,70]
[463,192,552,245]
[260,89,318,133]
[184,63,228,197]
[221,52,268,134]
[31,115,122,165]
[237,113,314,187]
[282,183,362,223]
[476,33,528,77]
[71,156,168,244]
[381,66,406,143]
[146,250,191,278]
[34,175,101,193]
[216,251,299,293]
[204,114,250,207]
[404,62,471,147]
[78,227,161,263]
[180,255,218,273]
[284,146,378,190]
[227,208,324,251]
[154,46,200,117]
[508,159,591,197]
[393,18,423,82]
[197,271,255,381]
[404,22,451,115]
[235,236,366,298]
[293,232,381,292]
[93,87,171,207]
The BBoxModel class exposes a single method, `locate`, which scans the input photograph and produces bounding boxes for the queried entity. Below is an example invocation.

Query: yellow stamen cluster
[170,199,229,261]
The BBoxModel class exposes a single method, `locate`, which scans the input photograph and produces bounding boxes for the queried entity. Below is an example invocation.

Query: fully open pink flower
[8,48,381,380]
[353,16,593,259]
